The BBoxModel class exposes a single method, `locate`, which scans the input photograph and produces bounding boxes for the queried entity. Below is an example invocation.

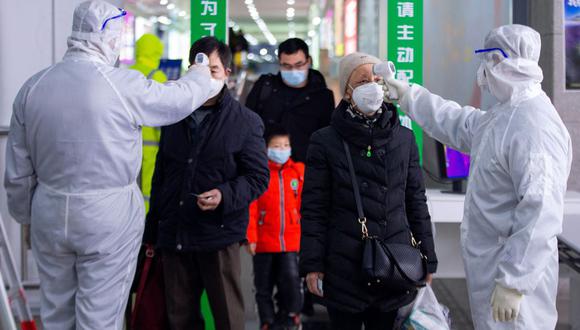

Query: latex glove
[490,284,523,322]
[186,53,211,77]
[385,77,410,102]
[183,53,212,91]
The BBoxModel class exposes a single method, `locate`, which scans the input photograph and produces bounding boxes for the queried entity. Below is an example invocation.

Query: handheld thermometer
[373,61,398,100]
[194,53,209,66]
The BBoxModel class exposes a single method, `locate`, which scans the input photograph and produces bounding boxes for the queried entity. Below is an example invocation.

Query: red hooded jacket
[247,159,304,253]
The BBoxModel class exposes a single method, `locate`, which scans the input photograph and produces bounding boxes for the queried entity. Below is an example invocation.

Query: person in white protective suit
[4,1,222,329]
[384,24,572,329]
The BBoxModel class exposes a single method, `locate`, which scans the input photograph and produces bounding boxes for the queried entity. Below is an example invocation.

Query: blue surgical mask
[281,70,308,87]
[267,148,292,164]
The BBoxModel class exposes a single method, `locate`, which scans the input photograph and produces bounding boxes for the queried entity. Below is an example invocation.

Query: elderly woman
[299,52,438,329]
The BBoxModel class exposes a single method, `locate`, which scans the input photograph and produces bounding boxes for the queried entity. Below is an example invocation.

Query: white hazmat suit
[4,1,216,329]
[390,25,572,329]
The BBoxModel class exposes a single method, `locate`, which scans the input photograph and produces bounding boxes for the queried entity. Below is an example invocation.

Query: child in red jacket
[247,126,304,330]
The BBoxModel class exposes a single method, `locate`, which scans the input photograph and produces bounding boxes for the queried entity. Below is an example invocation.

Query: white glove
[490,284,523,322]
[185,53,211,79]
[385,77,410,102]
[182,53,218,101]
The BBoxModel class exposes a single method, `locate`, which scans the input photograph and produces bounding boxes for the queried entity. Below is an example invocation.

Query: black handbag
[342,140,427,292]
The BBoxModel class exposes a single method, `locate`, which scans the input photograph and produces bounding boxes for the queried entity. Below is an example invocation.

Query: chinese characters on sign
[388,0,424,161]
[191,0,227,43]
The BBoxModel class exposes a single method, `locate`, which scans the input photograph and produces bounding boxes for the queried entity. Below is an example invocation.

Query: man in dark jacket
[245,38,335,163]
[144,37,269,330]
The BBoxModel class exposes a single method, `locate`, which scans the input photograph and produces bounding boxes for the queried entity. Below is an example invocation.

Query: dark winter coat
[144,89,269,252]
[299,101,438,313]
[245,69,335,162]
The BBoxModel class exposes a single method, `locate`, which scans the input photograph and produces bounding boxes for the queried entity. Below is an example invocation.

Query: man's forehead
[280,51,306,63]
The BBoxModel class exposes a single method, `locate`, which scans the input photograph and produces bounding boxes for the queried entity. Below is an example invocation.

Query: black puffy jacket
[299,101,438,313]
[144,90,269,252]
[245,69,335,162]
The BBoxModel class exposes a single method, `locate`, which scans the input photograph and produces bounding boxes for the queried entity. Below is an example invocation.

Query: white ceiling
[123,0,313,44]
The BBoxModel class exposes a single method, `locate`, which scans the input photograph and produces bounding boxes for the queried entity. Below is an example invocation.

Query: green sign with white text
[191,0,228,43]
[190,3,228,328]
[387,0,424,162]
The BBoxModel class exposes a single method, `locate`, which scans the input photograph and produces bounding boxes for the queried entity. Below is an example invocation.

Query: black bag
[342,140,427,292]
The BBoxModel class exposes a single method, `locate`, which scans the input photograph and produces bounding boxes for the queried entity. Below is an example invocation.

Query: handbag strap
[342,140,370,239]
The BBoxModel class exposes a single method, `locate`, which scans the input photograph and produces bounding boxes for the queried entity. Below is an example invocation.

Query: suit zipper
[279,169,286,252]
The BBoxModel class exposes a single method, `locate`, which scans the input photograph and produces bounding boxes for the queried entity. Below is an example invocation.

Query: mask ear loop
[347,84,359,109]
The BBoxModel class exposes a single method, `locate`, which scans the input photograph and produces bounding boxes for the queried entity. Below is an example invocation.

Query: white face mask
[350,82,384,114]
[208,78,225,98]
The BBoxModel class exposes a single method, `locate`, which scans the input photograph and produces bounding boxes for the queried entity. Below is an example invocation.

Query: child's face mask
[267,148,292,164]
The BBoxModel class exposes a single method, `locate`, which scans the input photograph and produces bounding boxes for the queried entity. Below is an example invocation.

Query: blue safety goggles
[101,8,127,31]
[474,47,509,59]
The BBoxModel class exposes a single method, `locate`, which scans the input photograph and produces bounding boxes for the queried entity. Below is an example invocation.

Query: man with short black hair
[246,38,335,163]
[144,36,269,330]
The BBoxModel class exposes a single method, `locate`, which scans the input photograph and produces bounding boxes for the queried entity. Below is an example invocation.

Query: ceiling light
[245,34,259,45]
[308,30,315,37]
[178,11,186,17]
[160,0,168,5]
[158,16,171,25]
[166,3,175,10]
[245,2,277,46]
[260,48,268,56]
[312,17,321,25]
[287,0,295,4]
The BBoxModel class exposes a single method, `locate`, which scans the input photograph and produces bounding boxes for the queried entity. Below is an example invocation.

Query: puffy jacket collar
[198,86,233,113]
[268,158,297,171]
[331,100,399,149]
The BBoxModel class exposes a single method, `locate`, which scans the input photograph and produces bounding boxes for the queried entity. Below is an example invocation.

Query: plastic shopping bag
[393,284,451,330]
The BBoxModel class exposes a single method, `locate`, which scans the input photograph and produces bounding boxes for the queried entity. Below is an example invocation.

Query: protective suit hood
[64,0,125,65]
[482,24,543,103]
[135,34,164,69]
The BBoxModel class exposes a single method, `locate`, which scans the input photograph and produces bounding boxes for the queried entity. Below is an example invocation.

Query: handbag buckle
[145,246,155,258]
[411,235,422,248]
[358,217,369,239]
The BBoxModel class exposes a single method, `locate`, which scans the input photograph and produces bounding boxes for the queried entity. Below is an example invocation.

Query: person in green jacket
[130,33,167,212]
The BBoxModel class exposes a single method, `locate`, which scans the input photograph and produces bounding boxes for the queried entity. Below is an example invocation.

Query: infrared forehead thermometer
[373,61,398,100]
[195,53,209,66]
